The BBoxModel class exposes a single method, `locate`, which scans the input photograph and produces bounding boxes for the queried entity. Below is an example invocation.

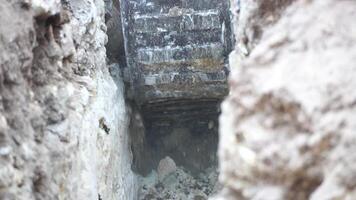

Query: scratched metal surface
[120,0,233,105]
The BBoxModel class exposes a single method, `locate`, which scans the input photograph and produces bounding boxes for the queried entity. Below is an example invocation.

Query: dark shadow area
[105,0,126,66]
[130,99,221,177]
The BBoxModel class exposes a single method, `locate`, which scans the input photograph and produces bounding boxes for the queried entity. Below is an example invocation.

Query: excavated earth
[1,0,356,200]
[0,0,138,199]
[215,0,356,199]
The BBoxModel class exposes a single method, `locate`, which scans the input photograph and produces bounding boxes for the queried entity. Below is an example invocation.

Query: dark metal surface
[120,0,233,105]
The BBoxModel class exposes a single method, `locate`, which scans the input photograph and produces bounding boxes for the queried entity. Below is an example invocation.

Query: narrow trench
[105,0,231,199]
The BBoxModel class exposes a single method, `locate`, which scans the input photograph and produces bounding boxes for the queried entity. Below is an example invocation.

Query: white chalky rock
[29,0,61,17]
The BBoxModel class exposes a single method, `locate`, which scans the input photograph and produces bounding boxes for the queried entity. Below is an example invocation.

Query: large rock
[157,156,177,181]
[217,0,356,199]
[0,0,138,199]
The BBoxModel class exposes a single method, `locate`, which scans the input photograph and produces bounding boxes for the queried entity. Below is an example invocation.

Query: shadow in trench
[130,99,221,177]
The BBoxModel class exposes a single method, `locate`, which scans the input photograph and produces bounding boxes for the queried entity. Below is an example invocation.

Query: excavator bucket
[120,0,233,105]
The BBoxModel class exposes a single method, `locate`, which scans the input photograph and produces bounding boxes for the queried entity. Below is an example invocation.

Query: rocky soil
[0,0,137,199]
[2,0,356,199]
[139,166,220,200]
[216,0,356,199]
